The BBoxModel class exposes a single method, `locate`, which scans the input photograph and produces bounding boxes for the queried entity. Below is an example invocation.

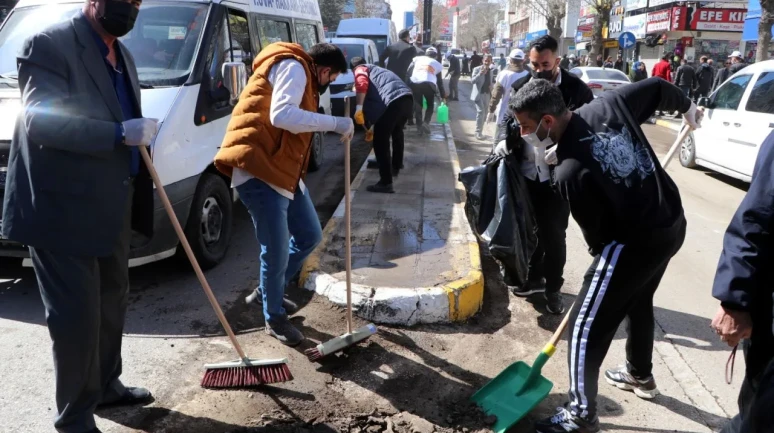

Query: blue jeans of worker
[236,178,322,323]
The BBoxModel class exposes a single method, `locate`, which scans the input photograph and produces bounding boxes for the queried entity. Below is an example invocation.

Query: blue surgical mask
[522,119,553,148]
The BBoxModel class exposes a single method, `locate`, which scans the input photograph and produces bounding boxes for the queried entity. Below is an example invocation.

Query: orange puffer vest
[214,42,319,193]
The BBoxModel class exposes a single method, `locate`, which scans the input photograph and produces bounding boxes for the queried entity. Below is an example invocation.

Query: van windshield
[0,2,207,87]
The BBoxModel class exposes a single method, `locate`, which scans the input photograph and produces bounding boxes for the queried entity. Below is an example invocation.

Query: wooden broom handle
[344,97,353,334]
[548,302,575,347]
[139,146,247,360]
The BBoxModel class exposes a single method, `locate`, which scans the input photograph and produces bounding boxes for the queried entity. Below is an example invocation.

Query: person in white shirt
[214,43,354,346]
[487,49,529,146]
[407,46,445,136]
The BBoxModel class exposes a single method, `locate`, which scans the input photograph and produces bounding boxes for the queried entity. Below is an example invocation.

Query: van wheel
[679,132,697,168]
[182,173,233,270]
[308,132,324,172]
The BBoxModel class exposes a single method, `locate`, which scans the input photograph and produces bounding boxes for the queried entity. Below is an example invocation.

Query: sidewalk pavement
[299,122,484,326]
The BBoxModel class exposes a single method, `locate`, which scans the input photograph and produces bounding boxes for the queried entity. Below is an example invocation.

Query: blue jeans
[236,178,322,322]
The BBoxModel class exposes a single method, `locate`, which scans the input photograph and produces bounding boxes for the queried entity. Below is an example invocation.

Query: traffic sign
[618,32,636,49]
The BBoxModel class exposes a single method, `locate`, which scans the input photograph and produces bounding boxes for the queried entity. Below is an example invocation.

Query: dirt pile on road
[228,405,495,433]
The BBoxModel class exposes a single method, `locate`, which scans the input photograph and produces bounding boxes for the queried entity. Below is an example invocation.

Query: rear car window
[335,44,365,66]
[586,69,629,81]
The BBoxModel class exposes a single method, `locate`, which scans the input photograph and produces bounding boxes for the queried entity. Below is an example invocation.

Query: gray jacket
[1,13,153,256]
[470,65,494,102]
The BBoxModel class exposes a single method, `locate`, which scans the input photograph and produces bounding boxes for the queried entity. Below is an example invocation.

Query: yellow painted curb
[655,119,681,132]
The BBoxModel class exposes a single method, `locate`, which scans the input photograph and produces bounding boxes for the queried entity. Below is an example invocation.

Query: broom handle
[660,123,693,169]
[344,96,353,334]
[548,303,575,348]
[139,146,247,360]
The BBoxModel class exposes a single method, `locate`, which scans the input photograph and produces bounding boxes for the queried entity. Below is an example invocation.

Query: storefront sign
[624,0,647,12]
[526,29,548,41]
[624,12,648,38]
[646,9,672,33]
[604,40,619,48]
[608,14,623,38]
[681,36,694,47]
[690,8,748,31]
[671,6,688,31]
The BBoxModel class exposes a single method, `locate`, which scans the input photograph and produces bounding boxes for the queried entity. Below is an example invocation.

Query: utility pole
[423,0,432,44]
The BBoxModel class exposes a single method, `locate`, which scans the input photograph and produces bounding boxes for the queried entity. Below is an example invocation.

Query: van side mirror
[221,62,247,106]
[697,96,711,109]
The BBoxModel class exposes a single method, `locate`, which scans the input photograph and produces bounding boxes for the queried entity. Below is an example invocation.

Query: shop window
[712,74,752,111]
[295,23,319,51]
[745,72,774,115]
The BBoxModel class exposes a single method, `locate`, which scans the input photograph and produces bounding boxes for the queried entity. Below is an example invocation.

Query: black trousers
[566,221,685,421]
[374,96,413,185]
[525,178,570,293]
[721,337,774,432]
[411,81,436,126]
[448,74,460,99]
[30,184,134,433]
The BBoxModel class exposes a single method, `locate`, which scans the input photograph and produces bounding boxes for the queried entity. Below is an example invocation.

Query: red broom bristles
[201,363,293,389]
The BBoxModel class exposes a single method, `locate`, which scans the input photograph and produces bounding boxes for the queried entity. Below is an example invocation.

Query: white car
[569,66,631,97]
[680,60,774,183]
[328,37,379,117]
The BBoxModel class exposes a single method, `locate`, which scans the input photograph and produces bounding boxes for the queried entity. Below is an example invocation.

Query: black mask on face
[532,67,555,81]
[99,0,138,38]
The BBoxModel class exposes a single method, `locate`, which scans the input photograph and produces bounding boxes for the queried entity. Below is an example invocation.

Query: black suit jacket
[1,13,153,257]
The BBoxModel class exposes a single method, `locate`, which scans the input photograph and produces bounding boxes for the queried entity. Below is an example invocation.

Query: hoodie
[695,63,714,95]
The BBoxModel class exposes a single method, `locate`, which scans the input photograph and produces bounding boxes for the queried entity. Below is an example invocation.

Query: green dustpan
[471,306,573,433]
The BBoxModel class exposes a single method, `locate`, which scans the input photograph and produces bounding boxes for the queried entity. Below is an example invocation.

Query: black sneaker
[605,366,659,399]
[535,407,600,433]
[266,317,304,346]
[422,124,432,135]
[245,288,299,315]
[509,277,546,297]
[392,167,400,178]
[545,292,565,315]
[416,125,425,136]
[367,182,395,193]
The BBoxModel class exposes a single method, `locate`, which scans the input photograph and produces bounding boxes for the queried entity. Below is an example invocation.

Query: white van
[680,60,774,183]
[0,0,331,268]
[335,18,397,58]
[328,37,379,117]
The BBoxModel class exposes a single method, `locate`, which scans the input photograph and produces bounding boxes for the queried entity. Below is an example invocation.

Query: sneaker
[605,366,659,399]
[245,288,299,315]
[509,277,546,297]
[535,407,600,433]
[422,124,432,135]
[392,167,400,177]
[417,125,425,136]
[545,292,565,315]
[366,182,395,193]
[266,317,304,346]
[475,132,484,140]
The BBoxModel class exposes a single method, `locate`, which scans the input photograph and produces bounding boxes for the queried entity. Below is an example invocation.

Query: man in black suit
[1,0,158,431]
[380,28,417,82]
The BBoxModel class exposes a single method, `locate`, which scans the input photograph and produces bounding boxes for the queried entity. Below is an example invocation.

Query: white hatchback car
[569,66,631,97]
[680,60,774,182]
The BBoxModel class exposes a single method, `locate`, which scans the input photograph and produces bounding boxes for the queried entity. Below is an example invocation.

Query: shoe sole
[510,288,545,297]
[605,377,659,399]
[265,329,304,347]
[546,305,565,315]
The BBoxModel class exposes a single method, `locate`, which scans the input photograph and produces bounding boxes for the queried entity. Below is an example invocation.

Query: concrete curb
[299,124,484,326]
[655,119,681,132]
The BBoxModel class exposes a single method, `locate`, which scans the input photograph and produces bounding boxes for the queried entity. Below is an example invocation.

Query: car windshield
[335,44,365,66]
[586,69,629,81]
[0,2,208,87]
[346,35,387,55]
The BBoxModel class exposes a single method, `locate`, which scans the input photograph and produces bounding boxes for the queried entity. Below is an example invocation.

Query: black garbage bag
[459,154,538,287]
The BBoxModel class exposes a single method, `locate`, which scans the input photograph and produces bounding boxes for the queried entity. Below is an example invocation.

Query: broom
[305,98,377,361]
[138,145,292,388]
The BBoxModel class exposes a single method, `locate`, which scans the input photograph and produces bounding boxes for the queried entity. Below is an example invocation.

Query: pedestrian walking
[652,54,673,115]
[351,57,413,194]
[596,54,603,67]
[487,49,528,143]
[695,56,714,100]
[506,77,700,433]
[379,28,416,82]
[470,50,483,71]
[728,50,748,74]
[214,42,354,347]
[713,59,732,92]
[603,56,614,68]
[711,128,774,433]
[629,61,648,82]
[674,58,697,99]
[493,34,593,314]
[1,2,160,431]
[445,51,461,100]
[614,54,624,71]
[568,54,579,68]
[498,52,507,70]
[407,46,445,136]
[461,52,470,76]
[560,54,570,70]
[470,53,494,140]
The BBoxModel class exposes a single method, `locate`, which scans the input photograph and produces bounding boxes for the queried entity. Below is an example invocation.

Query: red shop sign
[671,6,688,31]
[646,9,672,33]
[690,8,748,31]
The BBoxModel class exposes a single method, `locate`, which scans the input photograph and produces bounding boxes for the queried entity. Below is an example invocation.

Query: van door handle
[722,121,730,126]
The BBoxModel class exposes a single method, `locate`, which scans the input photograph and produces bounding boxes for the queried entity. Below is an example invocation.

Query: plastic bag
[459,154,538,288]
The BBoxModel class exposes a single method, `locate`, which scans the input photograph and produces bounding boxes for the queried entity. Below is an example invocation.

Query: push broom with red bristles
[304,102,377,362]
[139,146,292,388]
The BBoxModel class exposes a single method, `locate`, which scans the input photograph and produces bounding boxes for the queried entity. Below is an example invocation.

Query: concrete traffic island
[300,123,483,325]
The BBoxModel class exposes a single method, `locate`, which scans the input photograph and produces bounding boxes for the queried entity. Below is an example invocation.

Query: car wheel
[181,173,233,270]
[308,132,324,172]
[679,132,697,168]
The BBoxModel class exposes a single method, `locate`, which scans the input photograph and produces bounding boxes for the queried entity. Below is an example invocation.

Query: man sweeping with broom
[214,42,354,347]
[505,77,701,433]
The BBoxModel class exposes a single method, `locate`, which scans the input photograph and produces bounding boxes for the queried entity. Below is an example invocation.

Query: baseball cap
[508,49,524,60]
[426,46,438,56]
[729,51,742,58]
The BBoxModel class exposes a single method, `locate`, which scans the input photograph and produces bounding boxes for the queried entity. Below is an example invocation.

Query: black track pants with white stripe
[566,228,685,420]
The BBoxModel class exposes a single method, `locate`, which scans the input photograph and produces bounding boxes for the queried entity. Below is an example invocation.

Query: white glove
[486,112,496,123]
[544,146,558,165]
[494,140,510,157]
[682,102,703,129]
[334,117,355,142]
[122,118,159,147]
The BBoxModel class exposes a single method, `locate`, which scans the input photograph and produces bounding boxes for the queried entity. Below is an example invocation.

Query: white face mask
[521,118,553,148]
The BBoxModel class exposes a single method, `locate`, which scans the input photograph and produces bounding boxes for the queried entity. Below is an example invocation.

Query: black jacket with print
[553,77,691,255]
